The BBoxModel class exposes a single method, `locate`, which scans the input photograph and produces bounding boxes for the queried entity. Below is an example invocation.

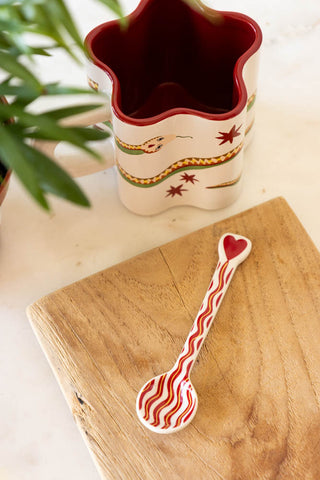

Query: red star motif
[166,184,187,198]
[180,173,199,184]
[216,124,242,145]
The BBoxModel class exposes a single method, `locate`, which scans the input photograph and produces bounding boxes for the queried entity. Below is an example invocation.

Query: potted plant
[0,0,123,211]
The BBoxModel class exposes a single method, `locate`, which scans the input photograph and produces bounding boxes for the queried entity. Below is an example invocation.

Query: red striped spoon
[136,233,251,434]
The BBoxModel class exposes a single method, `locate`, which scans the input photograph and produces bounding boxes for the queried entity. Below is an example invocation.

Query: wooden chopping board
[27,197,320,480]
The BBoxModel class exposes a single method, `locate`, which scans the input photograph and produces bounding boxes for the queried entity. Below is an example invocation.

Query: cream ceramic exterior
[86,50,260,216]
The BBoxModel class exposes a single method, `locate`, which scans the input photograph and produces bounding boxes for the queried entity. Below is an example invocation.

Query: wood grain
[27,197,320,480]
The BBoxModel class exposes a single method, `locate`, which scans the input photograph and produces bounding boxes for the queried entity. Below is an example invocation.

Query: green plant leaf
[27,126,110,156]
[27,125,110,141]
[49,0,83,49]
[0,51,41,89]
[95,0,124,17]
[20,143,90,207]
[20,45,52,57]
[26,6,78,60]
[0,103,109,156]
[0,1,18,5]
[44,83,97,96]
[0,125,49,209]
[65,125,111,142]
[0,83,39,99]
[39,103,107,121]
[0,18,24,34]
[0,0,124,211]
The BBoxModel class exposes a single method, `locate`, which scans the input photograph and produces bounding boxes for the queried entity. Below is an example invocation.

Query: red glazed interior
[85,0,262,125]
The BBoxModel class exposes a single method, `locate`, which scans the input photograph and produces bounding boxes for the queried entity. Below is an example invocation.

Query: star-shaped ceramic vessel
[85,0,262,215]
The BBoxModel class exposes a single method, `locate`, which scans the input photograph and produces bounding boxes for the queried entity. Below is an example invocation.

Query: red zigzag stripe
[174,387,196,429]
[145,260,229,427]
[158,261,229,427]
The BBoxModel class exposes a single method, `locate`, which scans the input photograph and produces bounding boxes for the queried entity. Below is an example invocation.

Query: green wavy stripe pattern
[117,148,242,188]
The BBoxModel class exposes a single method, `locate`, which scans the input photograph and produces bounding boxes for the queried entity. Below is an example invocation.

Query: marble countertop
[1,0,319,478]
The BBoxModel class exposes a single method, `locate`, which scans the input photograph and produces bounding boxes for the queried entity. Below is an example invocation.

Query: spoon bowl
[136,371,198,433]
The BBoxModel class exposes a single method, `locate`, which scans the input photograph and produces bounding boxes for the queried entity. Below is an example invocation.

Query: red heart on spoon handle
[219,233,251,265]
[223,235,248,260]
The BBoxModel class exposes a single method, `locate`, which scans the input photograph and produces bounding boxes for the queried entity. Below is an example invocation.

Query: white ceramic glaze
[136,233,252,433]
[85,65,260,215]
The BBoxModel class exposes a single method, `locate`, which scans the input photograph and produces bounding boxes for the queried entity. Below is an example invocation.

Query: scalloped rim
[85,0,262,126]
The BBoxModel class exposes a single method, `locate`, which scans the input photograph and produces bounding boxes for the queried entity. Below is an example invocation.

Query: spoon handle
[174,233,251,377]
